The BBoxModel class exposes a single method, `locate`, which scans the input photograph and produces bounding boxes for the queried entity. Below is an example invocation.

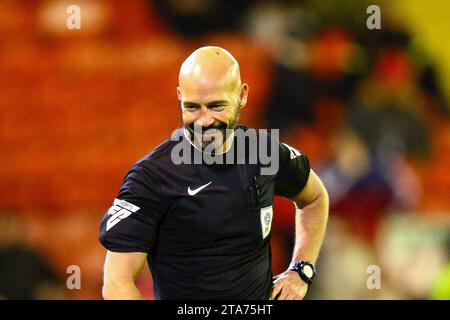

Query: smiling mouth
[188,126,225,136]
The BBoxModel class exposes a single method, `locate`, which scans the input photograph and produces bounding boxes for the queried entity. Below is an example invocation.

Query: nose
[195,106,214,128]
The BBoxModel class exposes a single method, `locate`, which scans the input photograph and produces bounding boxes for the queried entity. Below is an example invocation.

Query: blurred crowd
[0,0,449,299]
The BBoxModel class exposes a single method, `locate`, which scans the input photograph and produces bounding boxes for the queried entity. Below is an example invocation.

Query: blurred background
[0,0,449,300]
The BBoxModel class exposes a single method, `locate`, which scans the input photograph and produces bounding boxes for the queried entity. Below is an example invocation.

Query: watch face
[303,265,314,278]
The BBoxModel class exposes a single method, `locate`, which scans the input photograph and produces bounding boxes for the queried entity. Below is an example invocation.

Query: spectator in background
[152,0,254,37]
[0,214,65,299]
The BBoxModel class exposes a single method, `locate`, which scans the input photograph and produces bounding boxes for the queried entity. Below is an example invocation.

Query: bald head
[177,46,249,152]
[179,46,242,93]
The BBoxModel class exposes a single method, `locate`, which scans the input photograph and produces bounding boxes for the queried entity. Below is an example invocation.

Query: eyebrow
[183,100,229,107]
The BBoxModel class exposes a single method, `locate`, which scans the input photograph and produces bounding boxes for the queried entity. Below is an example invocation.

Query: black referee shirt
[99,126,310,299]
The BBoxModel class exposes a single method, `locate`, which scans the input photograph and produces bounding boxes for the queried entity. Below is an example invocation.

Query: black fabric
[275,142,311,198]
[99,126,310,299]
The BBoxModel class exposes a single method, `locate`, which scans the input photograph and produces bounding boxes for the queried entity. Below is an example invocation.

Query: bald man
[99,47,329,300]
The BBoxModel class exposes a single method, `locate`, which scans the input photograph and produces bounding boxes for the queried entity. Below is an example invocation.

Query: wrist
[288,261,316,285]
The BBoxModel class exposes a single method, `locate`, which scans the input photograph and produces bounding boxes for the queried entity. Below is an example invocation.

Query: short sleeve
[274,142,311,198]
[99,162,166,253]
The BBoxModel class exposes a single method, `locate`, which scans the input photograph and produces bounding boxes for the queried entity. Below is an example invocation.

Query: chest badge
[260,205,273,239]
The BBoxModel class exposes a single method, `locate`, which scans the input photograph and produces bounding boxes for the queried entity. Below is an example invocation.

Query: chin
[201,140,223,151]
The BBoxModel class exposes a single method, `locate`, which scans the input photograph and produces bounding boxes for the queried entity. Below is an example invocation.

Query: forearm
[102,251,147,300]
[102,278,144,300]
[290,191,329,264]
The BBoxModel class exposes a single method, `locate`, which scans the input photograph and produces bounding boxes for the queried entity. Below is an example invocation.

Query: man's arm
[271,170,329,300]
[102,251,148,300]
[290,169,329,264]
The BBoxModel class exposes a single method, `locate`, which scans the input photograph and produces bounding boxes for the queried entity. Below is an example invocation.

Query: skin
[177,46,249,151]
[102,46,329,300]
[102,251,146,299]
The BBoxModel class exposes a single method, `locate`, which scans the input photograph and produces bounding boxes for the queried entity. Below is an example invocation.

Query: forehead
[180,79,236,103]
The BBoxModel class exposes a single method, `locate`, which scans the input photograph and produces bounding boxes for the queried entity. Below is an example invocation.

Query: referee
[99,46,329,300]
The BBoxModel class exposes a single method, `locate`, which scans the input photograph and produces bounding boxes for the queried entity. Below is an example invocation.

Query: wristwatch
[289,261,316,285]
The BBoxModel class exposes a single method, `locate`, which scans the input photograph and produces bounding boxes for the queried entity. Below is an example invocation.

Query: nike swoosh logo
[188,182,212,196]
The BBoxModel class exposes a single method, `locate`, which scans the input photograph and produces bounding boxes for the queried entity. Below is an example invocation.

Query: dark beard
[185,108,240,150]
[185,120,226,150]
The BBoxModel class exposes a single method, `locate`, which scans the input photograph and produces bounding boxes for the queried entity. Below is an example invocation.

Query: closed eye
[183,103,200,111]
[183,101,227,112]
[207,100,228,111]
[208,104,225,111]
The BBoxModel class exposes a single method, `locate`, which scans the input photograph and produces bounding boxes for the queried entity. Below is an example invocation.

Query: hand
[270,270,308,300]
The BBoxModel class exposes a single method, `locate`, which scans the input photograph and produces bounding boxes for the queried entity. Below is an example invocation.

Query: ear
[239,83,249,109]
[177,86,183,110]
[177,86,182,101]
